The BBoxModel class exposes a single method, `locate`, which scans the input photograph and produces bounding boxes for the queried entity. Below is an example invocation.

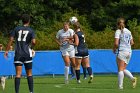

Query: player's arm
[55,38,62,46]
[113,38,119,54]
[4,37,14,58]
[130,35,134,45]
[55,31,62,46]
[31,38,36,57]
[130,39,134,45]
[31,39,36,49]
[73,34,79,46]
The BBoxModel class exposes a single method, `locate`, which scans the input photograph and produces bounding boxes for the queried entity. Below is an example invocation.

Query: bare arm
[55,38,62,46]
[31,38,36,48]
[113,38,119,54]
[4,37,14,58]
[130,39,134,45]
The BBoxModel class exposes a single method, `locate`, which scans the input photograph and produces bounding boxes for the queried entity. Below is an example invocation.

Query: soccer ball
[69,16,78,24]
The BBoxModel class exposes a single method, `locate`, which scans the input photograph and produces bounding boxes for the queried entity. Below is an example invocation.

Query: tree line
[0,0,140,50]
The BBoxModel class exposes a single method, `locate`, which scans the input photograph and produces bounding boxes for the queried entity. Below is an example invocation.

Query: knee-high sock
[15,77,20,93]
[118,71,124,88]
[27,76,33,93]
[75,70,80,80]
[87,67,93,76]
[64,66,69,80]
[124,69,134,80]
[82,67,87,77]
[70,66,74,76]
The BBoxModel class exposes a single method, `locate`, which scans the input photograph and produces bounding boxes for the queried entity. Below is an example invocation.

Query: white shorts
[61,49,75,58]
[117,51,131,64]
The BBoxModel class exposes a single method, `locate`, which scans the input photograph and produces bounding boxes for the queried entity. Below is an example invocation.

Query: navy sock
[82,67,87,77]
[75,70,80,80]
[87,67,92,76]
[15,77,20,93]
[27,76,33,93]
[70,66,74,76]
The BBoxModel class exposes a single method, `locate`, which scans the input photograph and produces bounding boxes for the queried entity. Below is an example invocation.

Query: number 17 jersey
[10,26,35,58]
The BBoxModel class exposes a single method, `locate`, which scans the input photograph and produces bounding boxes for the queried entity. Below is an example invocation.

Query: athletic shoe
[88,76,93,83]
[65,80,69,84]
[132,77,137,88]
[83,77,87,80]
[119,86,123,90]
[77,80,81,84]
[70,75,76,80]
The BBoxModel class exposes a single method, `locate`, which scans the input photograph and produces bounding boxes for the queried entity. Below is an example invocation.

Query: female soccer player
[73,22,93,83]
[56,22,75,84]
[113,18,137,89]
[4,14,36,93]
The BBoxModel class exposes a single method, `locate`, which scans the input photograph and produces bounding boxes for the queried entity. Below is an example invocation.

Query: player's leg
[70,63,75,79]
[25,62,33,93]
[69,50,76,79]
[123,56,137,88]
[14,64,22,93]
[75,58,82,83]
[81,62,87,79]
[82,57,93,83]
[62,51,71,84]
[117,57,125,89]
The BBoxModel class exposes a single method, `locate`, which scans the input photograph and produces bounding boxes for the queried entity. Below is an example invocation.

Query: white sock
[64,66,69,80]
[118,71,124,88]
[124,69,134,80]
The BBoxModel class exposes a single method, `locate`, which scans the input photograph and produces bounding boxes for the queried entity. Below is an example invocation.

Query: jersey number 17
[18,30,29,41]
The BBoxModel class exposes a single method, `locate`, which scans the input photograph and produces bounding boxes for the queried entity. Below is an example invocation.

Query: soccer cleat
[83,77,87,80]
[77,80,81,84]
[88,76,93,83]
[0,77,6,90]
[119,86,123,90]
[132,77,137,88]
[65,80,69,84]
[70,75,76,80]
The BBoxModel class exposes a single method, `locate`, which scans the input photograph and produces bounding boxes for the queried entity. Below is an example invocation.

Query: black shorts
[14,56,32,70]
[75,48,89,58]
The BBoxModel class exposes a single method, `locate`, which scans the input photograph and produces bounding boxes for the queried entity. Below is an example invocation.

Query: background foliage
[0,0,140,50]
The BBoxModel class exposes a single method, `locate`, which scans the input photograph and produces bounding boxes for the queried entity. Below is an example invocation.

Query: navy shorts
[14,56,33,70]
[75,48,89,58]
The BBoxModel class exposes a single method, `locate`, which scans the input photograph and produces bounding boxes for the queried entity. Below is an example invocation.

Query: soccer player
[4,14,36,93]
[73,22,93,84]
[113,18,137,89]
[56,22,75,84]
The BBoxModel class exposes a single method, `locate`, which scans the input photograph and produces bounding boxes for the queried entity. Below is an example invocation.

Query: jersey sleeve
[56,30,60,39]
[115,30,120,38]
[10,29,16,38]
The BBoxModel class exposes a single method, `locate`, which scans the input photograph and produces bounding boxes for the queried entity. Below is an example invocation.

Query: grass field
[0,75,139,93]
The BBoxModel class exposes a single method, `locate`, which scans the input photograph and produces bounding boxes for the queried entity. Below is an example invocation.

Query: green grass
[1,75,139,93]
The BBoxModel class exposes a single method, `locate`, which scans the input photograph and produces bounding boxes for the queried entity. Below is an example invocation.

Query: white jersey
[56,28,75,51]
[115,28,133,53]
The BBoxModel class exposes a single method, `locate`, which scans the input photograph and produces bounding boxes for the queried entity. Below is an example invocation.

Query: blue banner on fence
[0,50,140,76]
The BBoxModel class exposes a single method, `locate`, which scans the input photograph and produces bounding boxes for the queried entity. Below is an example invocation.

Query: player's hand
[32,49,35,57]
[4,51,8,59]
[113,48,116,54]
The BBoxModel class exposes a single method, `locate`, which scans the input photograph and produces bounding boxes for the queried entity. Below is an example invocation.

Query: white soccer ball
[69,16,78,24]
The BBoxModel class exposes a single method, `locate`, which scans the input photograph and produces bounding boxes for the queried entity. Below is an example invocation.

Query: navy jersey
[76,31,87,49]
[75,31,89,57]
[10,26,35,58]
